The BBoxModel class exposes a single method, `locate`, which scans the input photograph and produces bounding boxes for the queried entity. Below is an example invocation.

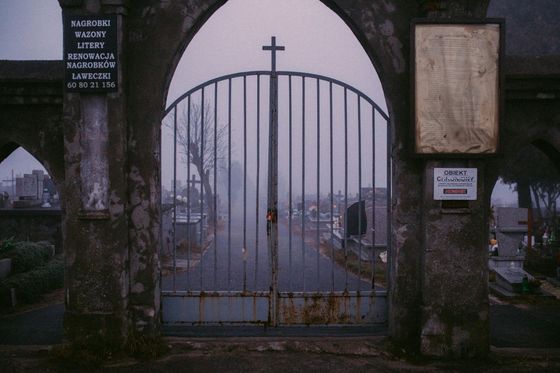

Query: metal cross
[262,36,285,73]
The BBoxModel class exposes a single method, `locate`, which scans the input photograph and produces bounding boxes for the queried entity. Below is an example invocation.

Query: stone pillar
[420,160,490,357]
[60,0,130,346]
[413,1,493,358]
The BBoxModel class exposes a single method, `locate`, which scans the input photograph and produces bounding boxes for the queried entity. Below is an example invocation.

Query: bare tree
[501,145,560,223]
[169,102,228,230]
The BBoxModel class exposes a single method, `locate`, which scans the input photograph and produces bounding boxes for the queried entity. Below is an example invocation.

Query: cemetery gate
[160,37,391,326]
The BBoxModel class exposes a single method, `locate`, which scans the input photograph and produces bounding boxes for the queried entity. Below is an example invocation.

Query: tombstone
[174,211,206,248]
[345,200,367,237]
[489,207,528,270]
[0,258,12,280]
[41,188,52,208]
[494,265,533,294]
[495,207,528,256]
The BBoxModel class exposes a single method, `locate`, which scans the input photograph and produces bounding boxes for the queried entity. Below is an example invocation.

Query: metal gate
[160,37,391,326]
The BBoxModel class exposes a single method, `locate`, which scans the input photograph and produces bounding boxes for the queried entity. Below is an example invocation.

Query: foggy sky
[0,0,518,205]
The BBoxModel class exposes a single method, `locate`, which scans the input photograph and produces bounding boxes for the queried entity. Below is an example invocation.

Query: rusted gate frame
[161,53,391,325]
[161,290,388,325]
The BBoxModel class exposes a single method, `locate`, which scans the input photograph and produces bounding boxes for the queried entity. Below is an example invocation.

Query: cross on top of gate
[262,36,285,73]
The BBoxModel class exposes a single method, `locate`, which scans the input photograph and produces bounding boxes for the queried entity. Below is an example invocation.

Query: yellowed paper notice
[415,24,500,154]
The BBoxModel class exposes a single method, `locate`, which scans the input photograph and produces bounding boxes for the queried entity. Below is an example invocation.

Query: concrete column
[414,1,492,358]
[420,160,489,358]
[61,0,130,346]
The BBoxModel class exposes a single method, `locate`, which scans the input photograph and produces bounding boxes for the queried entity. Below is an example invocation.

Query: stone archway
[124,0,419,345]
[57,0,500,357]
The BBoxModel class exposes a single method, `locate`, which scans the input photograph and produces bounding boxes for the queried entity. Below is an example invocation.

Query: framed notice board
[411,19,504,156]
[63,15,118,93]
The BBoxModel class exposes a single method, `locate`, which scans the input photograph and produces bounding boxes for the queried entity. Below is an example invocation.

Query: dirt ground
[1,337,560,373]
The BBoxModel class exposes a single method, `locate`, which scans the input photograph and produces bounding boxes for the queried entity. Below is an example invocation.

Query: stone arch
[124,0,493,348]
[0,61,64,189]
[486,98,560,206]
[126,0,414,337]
[49,0,502,354]
[533,138,560,173]
[0,141,62,191]
[0,142,19,165]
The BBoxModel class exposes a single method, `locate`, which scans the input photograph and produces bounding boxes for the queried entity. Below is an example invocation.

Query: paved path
[162,218,379,293]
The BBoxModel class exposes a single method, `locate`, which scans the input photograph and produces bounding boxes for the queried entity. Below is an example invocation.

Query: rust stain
[252,296,257,321]
[279,294,299,325]
[280,293,356,325]
[199,295,204,323]
[356,294,362,322]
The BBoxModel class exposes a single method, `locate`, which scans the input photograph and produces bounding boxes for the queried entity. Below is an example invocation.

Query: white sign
[434,168,477,200]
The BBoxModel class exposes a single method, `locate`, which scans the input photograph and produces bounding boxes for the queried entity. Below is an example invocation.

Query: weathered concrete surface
[0,61,64,187]
[488,0,560,56]
[60,0,130,347]
[420,160,490,358]
[415,2,493,358]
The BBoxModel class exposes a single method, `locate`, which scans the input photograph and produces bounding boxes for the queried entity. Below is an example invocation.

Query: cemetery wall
[0,210,62,251]
[0,61,65,185]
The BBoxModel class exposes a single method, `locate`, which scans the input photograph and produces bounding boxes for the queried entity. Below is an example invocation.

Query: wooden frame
[411,19,505,157]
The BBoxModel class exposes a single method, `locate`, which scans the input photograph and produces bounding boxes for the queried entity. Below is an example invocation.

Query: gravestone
[489,207,528,270]
[494,265,533,293]
[174,212,205,247]
[495,207,528,256]
[345,200,367,237]
[0,258,11,280]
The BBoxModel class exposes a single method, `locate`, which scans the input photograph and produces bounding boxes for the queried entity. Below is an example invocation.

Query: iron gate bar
[288,75,293,293]
[329,81,335,292]
[357,94,362,292]
[344,87,348,290]
[213,82,218,290]
[265,36,284,327]
[316,78,320,292]
[371,105,376,288]
[186,95,192,289]
[227,78,232,291]
[386,107,393,295]
[173,106,177,291]
[255,74,261,290]
[200,87,205,291]
[301,76,306,292]
[243,75,247,293]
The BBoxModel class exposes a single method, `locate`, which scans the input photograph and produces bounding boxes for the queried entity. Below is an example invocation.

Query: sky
[0,0,518,205]
[163,0,389,200]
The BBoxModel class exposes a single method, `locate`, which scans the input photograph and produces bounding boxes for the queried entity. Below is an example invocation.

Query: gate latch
[266,208,277,235]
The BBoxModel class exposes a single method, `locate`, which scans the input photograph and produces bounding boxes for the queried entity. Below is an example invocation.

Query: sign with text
[63,15,118,92]
[434,168,477,200]
[413,21,503,156]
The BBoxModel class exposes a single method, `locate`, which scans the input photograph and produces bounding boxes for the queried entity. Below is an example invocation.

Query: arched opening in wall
[0,144,64,343]
[489,142,560,348]
[0,0,62,60]
[0,144,62,244]
[160,0,391,328]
